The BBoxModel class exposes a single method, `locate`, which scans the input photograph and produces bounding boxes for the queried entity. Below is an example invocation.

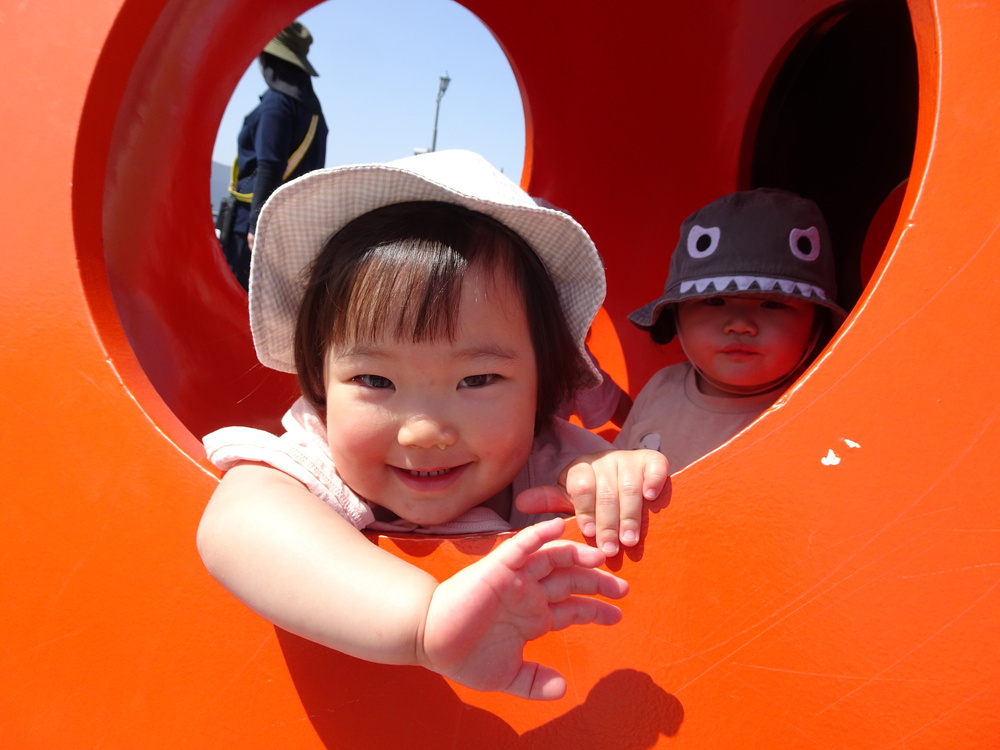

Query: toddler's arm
[197,462,627,700]
[516,449,668,556]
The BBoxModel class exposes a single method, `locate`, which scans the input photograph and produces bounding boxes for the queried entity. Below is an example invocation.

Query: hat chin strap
[678,314,823,398]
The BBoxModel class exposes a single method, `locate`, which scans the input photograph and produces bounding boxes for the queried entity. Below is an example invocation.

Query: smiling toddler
[197,150,665,700]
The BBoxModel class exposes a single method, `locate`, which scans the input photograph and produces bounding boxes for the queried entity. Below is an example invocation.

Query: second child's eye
[460,374,499,388]
[354,374,394,389]
[761,299,789,310]
[702,297,726,307]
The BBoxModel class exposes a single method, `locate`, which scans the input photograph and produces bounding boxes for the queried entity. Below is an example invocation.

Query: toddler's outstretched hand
[516,449,668,556]
[418,517,627,700]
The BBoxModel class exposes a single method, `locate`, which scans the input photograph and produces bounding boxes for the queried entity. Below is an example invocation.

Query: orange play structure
[3,0,998,746]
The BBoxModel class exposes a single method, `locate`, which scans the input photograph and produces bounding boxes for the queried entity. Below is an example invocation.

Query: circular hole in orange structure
[207,1,527,288]
[94,0,527,447]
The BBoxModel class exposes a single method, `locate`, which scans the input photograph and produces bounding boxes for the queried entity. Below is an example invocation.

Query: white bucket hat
[249,149,607,386]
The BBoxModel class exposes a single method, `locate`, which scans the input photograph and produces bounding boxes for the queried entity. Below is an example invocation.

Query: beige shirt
[614,362,778,473]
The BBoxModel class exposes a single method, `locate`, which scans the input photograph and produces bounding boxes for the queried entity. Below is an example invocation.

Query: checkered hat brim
[249,150,606,386]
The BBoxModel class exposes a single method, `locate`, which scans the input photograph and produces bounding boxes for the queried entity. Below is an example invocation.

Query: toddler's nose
[398,415,457,450]
[725,314,758,335]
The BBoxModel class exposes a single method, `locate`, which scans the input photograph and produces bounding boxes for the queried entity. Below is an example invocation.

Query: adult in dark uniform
[225,21,328,289]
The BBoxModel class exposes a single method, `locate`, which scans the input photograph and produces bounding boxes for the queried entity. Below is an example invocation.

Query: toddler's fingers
[562,463,598,539]
[594,460,629,556]
[522,539,609,581]
[491,517,567,571]
[503,662,567,701]
[539,566,629,603]
[612,457,649,550]
[513,485,574,516]
[549,595,625,631]
[640,450,670,501]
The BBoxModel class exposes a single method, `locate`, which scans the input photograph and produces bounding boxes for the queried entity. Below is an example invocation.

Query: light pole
[429,72,451,152]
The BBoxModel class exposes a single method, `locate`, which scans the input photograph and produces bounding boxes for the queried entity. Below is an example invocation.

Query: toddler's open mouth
[392,464,469,490]
[407,468,452,478]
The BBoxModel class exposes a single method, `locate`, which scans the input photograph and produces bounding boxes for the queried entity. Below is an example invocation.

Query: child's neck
[693,370,787,399]
[480,486,513,520]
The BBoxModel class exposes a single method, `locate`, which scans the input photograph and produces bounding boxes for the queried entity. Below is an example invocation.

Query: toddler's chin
[398,501,485,528]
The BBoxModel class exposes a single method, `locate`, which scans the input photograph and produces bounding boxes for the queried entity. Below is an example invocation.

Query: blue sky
[212,0,525,182]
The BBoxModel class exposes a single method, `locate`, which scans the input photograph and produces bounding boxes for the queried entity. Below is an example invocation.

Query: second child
[616,188,847,471]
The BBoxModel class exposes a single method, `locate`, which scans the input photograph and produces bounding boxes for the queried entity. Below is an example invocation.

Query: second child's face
[323,266,538,526]
[676,294,816,397]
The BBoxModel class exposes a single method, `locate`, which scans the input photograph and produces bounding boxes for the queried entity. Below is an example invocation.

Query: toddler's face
[676,294,816,396]
[322,266,538,526]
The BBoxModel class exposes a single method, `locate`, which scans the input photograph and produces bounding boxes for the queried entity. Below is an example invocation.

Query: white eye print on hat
[789,226,821,261]
[687,225,721,258]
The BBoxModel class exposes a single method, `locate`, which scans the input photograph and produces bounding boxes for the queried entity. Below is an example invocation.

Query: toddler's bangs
[337,238,468,348]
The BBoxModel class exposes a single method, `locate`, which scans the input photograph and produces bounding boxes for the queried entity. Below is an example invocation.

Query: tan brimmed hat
[249,150,607,386]
[263,21,318,77]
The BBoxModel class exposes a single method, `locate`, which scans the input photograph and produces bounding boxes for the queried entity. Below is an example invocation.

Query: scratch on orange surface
[207,631,278,706]
[730,664,955,682]
[672,448,998,702]
[687,403,1000,670]
[884,684,993,749]
[810,576,1000,719]
[898,561,1000,578]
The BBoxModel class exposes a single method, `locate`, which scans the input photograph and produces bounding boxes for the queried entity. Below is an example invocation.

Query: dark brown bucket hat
[629,188,848,343]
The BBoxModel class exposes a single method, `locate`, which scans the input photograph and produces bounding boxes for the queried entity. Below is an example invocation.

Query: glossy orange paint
[1,0,997,747]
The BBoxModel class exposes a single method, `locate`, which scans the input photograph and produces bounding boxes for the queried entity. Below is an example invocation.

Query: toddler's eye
[687,225,721,258]
[460,373,499,388]
[702,296,726,306]
[355,374,393,389]
[789,226,821,261]
[761,299,789,310]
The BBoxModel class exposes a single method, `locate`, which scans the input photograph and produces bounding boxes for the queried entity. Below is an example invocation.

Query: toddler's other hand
[516,450,668,556]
